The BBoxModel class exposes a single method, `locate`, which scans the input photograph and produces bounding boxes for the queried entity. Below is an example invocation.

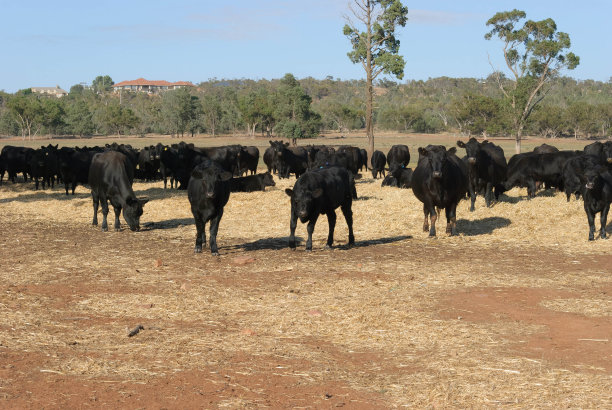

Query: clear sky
[1,0,609,93]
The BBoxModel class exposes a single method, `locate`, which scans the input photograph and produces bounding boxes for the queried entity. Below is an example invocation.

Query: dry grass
[0,134,611,407]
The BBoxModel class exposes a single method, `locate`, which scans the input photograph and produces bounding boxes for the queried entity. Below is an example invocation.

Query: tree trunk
[365,2,374,167]
[515,125,523,154]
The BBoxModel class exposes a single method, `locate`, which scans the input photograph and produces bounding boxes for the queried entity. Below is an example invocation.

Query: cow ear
[418,147,428,156]
[269,140,273,146]
[220,171,233,181]
[191,168,204,179]
[285,188,293,197]
[448,147,457,155]
[312,188,324,198]
[284,142,290,147]
[457,141,465,148]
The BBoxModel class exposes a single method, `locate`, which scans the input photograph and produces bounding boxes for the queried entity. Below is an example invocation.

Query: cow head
[418,145,453,179]
[285,187,323,222]
[603,141,612,164]
[192,163,232,199]
[123,197,149,231]
[262,172,276,187]
[457,138,480,165]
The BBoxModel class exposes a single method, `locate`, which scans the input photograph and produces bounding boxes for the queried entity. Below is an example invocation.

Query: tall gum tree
[343,0,408,164]
[485,9,579,153]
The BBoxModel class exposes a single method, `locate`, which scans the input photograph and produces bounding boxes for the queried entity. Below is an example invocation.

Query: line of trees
[0,73,610,140]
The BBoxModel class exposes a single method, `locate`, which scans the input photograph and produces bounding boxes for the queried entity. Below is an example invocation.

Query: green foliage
[273,74,321,139]
[92,75,114,94]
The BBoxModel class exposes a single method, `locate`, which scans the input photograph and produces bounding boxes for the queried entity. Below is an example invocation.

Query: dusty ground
[0,135,611,408]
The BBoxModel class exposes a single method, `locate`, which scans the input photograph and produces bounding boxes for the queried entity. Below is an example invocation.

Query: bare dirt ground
[0,135,611,408]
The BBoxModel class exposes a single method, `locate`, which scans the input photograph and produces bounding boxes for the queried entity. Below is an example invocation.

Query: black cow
[136,146,160,181]
[285,166,355,251]
[359,148,368,171]
[89,151,148,232]
[381,167,413,188]
[1,146,33,183]
[533,143,559,154]
[229,172,275,192]
[562,154,602,201]
[187,160,232,255]
[411,145,468,236]
[270,141,308,179]
[263,145,277,174]
[238,146,260,175]
[581,166,612,240]
[456,138,507,211]
[58,147,98,195]
[336,145,362,174]
[370,150,386,179]
[583,141,612,168]
[387,145,410,169]
[196,145,241,175]
[505,151,580,198]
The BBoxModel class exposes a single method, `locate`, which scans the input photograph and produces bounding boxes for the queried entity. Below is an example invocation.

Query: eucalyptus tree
[485,9,579,153]
[343,0,408,162]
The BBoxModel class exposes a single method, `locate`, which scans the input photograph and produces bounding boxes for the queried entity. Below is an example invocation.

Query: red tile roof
[113,78,194,87]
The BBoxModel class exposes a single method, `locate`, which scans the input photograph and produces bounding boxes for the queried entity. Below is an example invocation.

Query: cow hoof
[102,227,108,232]
[211,251,219,256]
[324,245,332,250]
[194,246,202,253]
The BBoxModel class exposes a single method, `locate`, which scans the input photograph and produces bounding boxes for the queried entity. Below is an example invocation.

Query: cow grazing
[89,151,148,232]
[285,167,355,251]
[505,151,579,198]
[411,145,468,236]
[381,167,413,188]
[229,172,275,192]
[187,160,232,255]
[387,145,410,169]
[370,150,386,179]
[581,166,612,240]
[456,138,507,211]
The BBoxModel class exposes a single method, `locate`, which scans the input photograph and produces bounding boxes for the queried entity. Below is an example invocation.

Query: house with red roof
[112,78,195,94]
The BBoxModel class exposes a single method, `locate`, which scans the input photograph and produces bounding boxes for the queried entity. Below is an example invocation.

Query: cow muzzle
[607,157,612,164]
[468,157,476,165]
[206,192,215,199]
[298,210,308,219]
[585,182,594,190]
[432,171,442,179]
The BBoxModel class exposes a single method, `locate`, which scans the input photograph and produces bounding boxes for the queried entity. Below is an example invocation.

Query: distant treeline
[1,73,610,140]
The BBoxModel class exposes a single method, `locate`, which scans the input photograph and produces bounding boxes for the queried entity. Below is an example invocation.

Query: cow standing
[285,167,355,251]
[89,151,148,232]
[387,145,410,170]
[456,138,507,211]
[411,145,468,236]
[188,160,232,255]
[581,166,612,240]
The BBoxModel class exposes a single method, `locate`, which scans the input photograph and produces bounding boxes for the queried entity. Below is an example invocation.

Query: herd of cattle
[1,139,611,253]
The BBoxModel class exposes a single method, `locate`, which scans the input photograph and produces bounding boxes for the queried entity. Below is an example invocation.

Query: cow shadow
[0,190,90,203]
[498,189,559,204]
[229,236,303,251]
[135,187,186,198]
[142,218,194,231]
[456,217,512,236]
[351,235,412,248]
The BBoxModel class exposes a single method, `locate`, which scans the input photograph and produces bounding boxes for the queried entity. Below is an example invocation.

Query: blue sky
[1,0,609,93]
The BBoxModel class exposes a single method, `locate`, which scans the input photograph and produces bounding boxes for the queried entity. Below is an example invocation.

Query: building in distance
[31,86,68,98]
[113,78,195,94]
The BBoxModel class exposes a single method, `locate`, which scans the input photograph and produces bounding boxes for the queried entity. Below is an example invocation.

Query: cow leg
[288,212,298,250]
[209,210,224,256]
[485,182,493,207]
[92,193,99,226]
[446,205,458,236]
[527,180,536,198]
[194,215,205,253]
[429,206,438,237]
[113,205,122,231]
[468,180,476,212]
[305,216,319,251]
[341,203,355,246]
[325,211,336,249]
[71,179,77,195]
[100,198,109,232]
[422,204,429,232]
[585,204,596,241]
[600,205,609,239]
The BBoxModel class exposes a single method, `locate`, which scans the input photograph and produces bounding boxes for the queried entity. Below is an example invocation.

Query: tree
[92,75,114,94]
[7,93,43,140]
[343,0,408,163]
[273,74,321,139]
[485,9,579,153]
